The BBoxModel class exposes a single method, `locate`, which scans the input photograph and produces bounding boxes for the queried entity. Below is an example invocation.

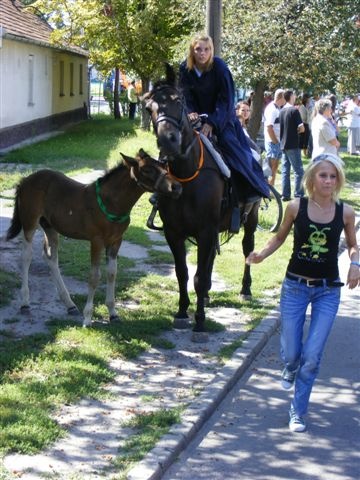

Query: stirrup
[146,205,163,231]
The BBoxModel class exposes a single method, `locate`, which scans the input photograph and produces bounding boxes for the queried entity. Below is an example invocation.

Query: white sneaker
[281,367,296,390]
[289,406,306,432]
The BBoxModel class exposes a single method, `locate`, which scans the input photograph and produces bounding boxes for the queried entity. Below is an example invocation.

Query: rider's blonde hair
[302,154,345,201]
[186,33,214,71]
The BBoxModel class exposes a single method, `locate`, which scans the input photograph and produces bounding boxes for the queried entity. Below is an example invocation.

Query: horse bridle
[149,86,186,134]
[95,164,170,224]
[130,166,169,192]
[148,85,205,182]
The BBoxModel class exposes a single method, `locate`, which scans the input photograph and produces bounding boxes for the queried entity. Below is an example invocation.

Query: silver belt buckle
[306,279,315,287]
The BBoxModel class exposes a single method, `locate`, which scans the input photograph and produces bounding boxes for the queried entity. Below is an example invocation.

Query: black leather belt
[286,272,344,287]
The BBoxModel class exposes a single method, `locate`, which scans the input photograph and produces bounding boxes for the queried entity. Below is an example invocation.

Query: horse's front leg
[193,231,218,333]
[20,231,34,313]
[165,232,190,326]
[240,200,260,299]
[83,242,102,327]
[42,226,79,315]
[105,242,121,322]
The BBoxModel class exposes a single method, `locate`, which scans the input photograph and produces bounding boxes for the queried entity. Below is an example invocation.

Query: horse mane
[98,162,127,184]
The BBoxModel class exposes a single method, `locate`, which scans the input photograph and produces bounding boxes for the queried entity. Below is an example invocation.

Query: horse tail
[6,183,23,240]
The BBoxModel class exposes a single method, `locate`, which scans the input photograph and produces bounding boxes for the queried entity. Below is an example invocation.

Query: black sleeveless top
[287,197,344,279]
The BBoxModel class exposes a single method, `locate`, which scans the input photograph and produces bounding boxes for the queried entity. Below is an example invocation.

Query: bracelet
[350,261,360,267]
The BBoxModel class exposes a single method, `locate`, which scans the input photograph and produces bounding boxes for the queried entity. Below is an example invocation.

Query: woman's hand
[188,112,199,123]
[347,264,360,289]
[246,252,264,264]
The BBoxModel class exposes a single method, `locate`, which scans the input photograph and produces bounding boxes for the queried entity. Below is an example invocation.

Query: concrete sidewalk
[128,227,360,480]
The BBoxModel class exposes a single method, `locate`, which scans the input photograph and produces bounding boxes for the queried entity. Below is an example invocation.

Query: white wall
[0,39,52,128]
[0,38,88,129]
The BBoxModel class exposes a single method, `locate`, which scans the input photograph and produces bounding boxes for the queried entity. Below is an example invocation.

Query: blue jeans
[280,277,341,416]
[281,148,304,198]
[265,140,282,160]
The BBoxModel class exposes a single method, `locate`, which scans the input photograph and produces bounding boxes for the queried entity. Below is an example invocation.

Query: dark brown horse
[6,150,181,326]
[143,67,261,338]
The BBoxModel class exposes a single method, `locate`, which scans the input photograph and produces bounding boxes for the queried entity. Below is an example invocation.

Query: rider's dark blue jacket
[179,57,269,198]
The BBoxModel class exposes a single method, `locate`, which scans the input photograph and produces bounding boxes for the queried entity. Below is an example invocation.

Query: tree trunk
[140,77,151,130]
[113,67,121,119]
[247,80,266,141]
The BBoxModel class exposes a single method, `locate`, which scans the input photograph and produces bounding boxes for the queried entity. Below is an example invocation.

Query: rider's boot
[229,205,241,234]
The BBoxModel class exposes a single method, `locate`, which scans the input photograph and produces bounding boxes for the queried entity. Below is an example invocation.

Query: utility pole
[206,0,222,56]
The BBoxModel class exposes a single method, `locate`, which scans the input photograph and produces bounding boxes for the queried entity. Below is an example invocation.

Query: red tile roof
[0,0,87,56]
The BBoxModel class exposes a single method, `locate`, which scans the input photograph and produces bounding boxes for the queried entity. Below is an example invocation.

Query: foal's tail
[6,184,22,240]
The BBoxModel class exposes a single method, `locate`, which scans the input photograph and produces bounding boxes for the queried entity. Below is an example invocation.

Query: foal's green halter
[95,179,130,223]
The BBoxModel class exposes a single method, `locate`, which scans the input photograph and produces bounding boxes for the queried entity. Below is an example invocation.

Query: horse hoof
[173,317,192,329]
[20,305,30,315]
[67,306,80,316]
[191,331,209,343]
[109,315,121,324]
[239,293,252,301]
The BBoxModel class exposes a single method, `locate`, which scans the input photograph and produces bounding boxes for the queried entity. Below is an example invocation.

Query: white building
[0,0,89,150]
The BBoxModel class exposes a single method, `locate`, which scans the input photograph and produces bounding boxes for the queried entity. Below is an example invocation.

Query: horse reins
[167,131,204,183]
[150,86,205,183]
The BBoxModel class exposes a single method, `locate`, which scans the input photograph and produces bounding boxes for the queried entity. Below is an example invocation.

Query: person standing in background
[263,89,286,186]
[127,80,138,120]
[345,95,360,155]
[236,101,261,163]
[298,94,311,157]
[311,99,340,159]
[279,90,305,201]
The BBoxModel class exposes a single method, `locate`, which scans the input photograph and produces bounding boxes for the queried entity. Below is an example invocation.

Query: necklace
[310,198,333,212]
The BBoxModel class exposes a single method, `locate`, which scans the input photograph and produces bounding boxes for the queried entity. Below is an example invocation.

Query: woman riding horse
[178,33,269,203]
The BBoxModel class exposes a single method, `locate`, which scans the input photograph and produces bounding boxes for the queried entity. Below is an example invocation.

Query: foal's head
[121,149,182,198]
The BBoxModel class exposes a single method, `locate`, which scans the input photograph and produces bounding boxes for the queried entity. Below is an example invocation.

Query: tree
[222,0,360,138]
[31,0,201,123]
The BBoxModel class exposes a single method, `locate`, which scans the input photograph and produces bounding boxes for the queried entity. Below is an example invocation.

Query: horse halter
[149,86,186,135]
[130,166,169,192]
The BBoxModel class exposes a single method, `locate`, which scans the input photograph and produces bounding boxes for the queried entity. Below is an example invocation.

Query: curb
[126,310,280,480]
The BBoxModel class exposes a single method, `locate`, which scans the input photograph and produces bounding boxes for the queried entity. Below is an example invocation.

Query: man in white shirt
[263,89,286,185]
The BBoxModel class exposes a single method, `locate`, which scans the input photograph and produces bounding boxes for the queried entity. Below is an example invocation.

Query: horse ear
[120,152,137,169]
[165,63,176,86]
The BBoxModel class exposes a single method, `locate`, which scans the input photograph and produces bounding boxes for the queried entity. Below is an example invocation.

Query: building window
[28,54,34,105]
[79,64,83,95]
[60,60,65,96]
[70,62,74,96]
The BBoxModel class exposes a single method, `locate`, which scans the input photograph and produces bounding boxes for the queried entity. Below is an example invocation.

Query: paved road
[162,244,360,480]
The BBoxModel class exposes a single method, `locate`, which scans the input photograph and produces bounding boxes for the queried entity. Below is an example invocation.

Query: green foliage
[223,0,359,94]
[0,271,20,308]
[32,0,200,83]
[114,407,182,474]
[0,116,157,189]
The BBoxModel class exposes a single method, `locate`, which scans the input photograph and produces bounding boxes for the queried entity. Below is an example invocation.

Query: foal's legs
[41,223,78,314]
[20,230,34,312]
[105,243,122,322]
[240,200,261,298]
[83,240,103,327]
